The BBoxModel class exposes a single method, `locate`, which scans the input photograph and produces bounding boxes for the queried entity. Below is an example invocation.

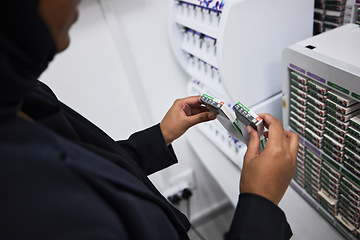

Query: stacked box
[286,33,360,238]
[200,94,247,144]
[313,0,357,35]
[350,115,360,132]
[314,0,326,35]
[294,143,307,188]
[324,0,346,31]
[324,92,360,163]
[323,135,345,163]
[233,102,266,152]
[338,177,360,233]
[305,80,329,149]
[290,71,308,137]
[344,0,355,24]
[344,115,360,178]
[318,161,341,216]
[304,148,323,201]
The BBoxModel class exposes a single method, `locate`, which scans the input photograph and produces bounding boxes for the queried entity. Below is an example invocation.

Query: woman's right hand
[239,113,299,205]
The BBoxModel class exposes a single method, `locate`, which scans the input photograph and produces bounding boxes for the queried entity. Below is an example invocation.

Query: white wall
[40,0,144,140]
[40,0,230,224]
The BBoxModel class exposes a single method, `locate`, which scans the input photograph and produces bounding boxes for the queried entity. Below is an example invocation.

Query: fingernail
[208,113,216,120]
[246,126,252,134]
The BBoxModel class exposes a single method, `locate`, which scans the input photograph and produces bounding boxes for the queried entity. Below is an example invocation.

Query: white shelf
[175,15,219,39]
[181,38,218,68]
[170,0,314,106]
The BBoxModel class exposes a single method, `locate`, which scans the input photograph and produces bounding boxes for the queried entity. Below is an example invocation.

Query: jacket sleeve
[116,124,178,175]
[227,193,293,240]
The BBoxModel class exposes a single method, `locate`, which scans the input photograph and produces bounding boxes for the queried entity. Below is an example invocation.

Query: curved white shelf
[170,0,314,107]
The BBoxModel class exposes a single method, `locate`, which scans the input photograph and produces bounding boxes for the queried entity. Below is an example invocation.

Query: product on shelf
[283,24,360,239]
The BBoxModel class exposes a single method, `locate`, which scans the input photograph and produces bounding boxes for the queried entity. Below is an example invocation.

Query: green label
[233,122,243,136]
[321,153,340,170]
[350,119,360,129]
[342,168,360,186]
[291,79,300,87]
[327,81,349,95]
[327,101,336,109]
[351,92,360,101]
[307,103,316,112]
[260,139,265,149]
[327,91,336,100]
[236,102,249,112]
[308,82,315,88]
[326,107,336,115]
[203,94,213,100]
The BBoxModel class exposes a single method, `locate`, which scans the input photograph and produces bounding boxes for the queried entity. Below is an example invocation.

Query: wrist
[160,122,173,146]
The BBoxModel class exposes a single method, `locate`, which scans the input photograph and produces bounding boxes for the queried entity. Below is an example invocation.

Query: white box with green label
[200,94,247,144]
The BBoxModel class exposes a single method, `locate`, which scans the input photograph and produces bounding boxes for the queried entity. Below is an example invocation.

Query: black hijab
[0,0,56,118]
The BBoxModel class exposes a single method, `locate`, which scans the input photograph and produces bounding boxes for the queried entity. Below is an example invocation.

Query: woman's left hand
[160,96,216,146]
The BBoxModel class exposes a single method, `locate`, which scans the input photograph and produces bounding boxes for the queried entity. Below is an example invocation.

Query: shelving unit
[283,23,360,239]
[313,0,360,35]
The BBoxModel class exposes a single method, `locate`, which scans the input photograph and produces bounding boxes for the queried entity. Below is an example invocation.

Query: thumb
[244,126,260,160]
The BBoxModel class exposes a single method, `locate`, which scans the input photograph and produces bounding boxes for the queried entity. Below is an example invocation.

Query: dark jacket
[0,0,292,239]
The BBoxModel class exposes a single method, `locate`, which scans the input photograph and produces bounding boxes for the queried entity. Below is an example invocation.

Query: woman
[0,0,298,239]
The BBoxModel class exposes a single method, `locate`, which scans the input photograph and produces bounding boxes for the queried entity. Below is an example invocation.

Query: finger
[257,113,281,129]
[185,112,217,128]
[244,126,260,160]
[191,106,211,115]
[285,130,299,157]
[257,113,269,129]
[258,113,284,147]
[181,95,203,107]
